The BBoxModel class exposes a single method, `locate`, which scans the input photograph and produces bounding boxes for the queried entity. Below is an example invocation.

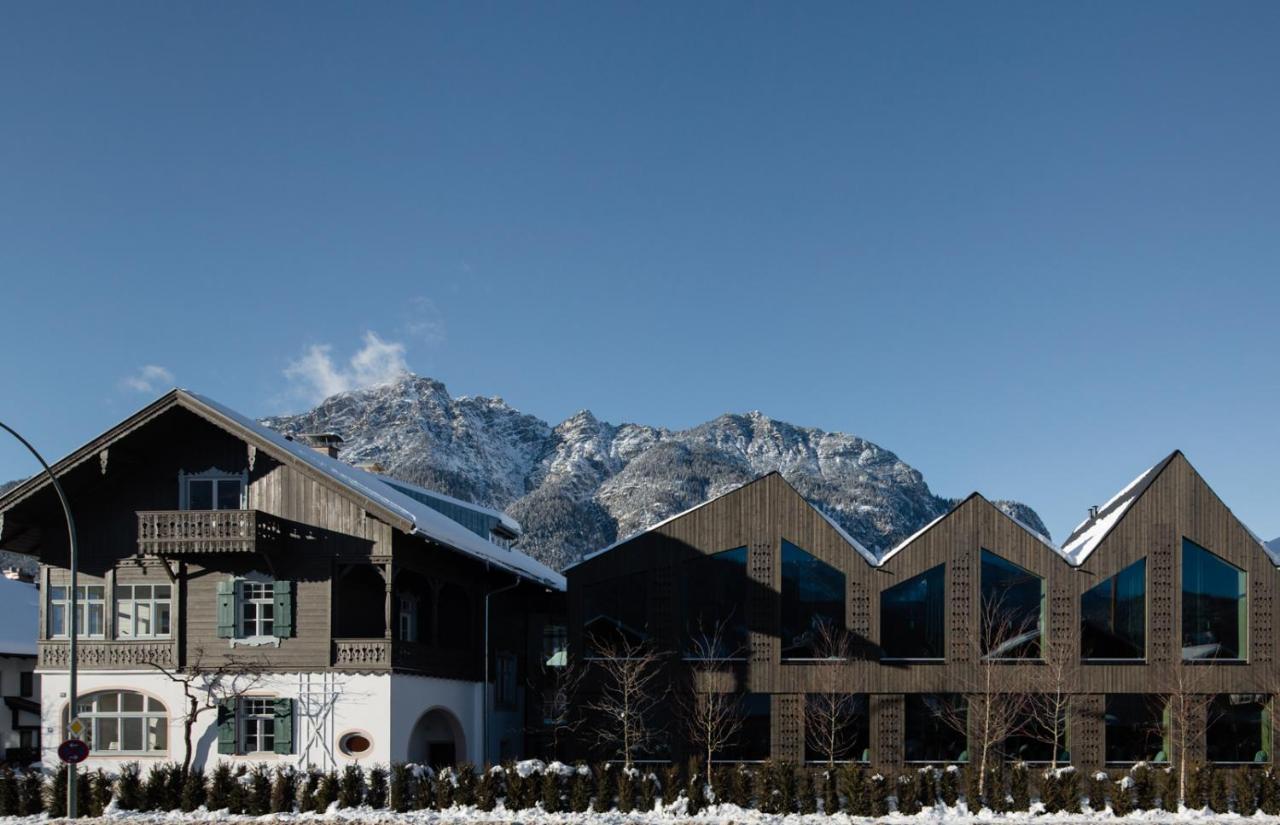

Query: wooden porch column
[384,562,394,641]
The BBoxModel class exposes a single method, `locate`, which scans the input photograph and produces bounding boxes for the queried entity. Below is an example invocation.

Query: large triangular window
[880,564,945,660]
[1081,558,1146,660]
[980,550,1043,660]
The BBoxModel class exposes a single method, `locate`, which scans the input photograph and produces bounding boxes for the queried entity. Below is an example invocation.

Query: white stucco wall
[39,670,493,772]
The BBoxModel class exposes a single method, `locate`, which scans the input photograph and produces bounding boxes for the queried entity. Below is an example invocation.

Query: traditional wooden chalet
[0,390,565,771]
[566,453,1280,769]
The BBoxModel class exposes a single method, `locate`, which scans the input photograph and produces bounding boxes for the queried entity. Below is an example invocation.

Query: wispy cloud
[120,365,174,393]
[402,296,447,345]
[283,331,411,405]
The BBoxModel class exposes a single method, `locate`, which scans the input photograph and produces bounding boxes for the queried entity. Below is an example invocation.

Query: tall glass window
[781,541,846,659]
[1081,558,1146,660]
[980,550,1043,659]
[880,565,945,659]
[48,585,105,639]
[904,694,966,762]
[1182,539,1247,661]
[1104,694,1167,764]
[115,584,172,638]
[722,694,771,762]
[582,572,649,657]
[1207,694,1269,764]
[683,547,749,658]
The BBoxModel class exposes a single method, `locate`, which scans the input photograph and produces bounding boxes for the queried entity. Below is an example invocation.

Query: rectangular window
[905,693,967,763]
[1104,694,1168,764]
[240,697,276,754]
[542,624,568,668]
[19,671,33,698]
[185,476,243,511]
[116,584,173,638]
[399,595,418,642]
[1207,694,1269,764]
[495,653,518,710]
[804,693,869,763]
[239,582,275,638]
[47,585,105,638]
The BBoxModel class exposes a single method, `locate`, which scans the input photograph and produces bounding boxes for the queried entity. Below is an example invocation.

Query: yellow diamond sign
[68,717,86,740]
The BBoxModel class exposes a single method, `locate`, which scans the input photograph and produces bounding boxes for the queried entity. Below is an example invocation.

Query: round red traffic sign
[57,739,89,764]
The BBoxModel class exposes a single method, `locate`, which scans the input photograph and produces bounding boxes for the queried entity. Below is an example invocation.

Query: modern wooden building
[566,453,1279,769]
[0,390,566,771]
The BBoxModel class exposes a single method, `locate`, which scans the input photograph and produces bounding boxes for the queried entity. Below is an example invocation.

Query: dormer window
[180,469,247,511]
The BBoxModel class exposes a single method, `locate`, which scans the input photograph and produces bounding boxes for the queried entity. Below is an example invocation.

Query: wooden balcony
[331,638,474,677]
[137,509,283,555]
[333,638,392,669]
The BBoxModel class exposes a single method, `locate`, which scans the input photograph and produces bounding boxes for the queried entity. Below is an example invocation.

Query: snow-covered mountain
[262,375,1049,571]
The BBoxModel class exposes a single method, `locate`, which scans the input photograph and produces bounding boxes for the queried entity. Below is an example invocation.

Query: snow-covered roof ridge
[1057,451,1179,567]
[186,392,564,590]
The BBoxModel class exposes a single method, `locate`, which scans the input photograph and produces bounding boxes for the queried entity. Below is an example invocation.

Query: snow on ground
[5,803,1280,824]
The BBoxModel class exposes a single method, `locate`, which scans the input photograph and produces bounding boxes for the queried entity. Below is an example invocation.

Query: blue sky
[1,2,1278,543]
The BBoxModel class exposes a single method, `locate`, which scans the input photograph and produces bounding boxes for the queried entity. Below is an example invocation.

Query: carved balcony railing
[137,510,282,555]
[333,638,392,669]
[38,640,175,669]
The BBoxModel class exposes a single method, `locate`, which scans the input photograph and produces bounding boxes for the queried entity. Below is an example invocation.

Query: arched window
[980,550,1043,660]
[1182,539,1247,661]
[1081,558,1146,660]
[65,691,167,754]
[880,565,945,660]
[780,541,846,660]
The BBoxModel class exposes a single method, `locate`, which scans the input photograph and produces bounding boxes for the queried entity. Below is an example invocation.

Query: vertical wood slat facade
[568,455,1280,768]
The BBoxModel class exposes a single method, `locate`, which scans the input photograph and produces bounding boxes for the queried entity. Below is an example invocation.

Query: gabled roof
[0,390,563,590]
[877,492,1058,566]
[568,471,879,570]
[379,476,522,537]
[1057,451,1180,566]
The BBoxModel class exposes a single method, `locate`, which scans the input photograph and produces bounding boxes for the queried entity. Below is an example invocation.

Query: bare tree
[1164,660,1217,805]
[150,647,265,774]
[1027,631,1080,771]
[679,619,744,770]
[803,619,864,767]
[529,650,586,761]
[585,634,668,769]
[940,593,1036,800]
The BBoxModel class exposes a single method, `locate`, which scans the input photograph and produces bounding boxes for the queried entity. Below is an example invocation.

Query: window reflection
[1082,558,1146,660]
[880,565,945,659]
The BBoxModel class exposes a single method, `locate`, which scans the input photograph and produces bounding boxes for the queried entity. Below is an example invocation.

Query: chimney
[300,432,343,459]
[1088,505,1100,520]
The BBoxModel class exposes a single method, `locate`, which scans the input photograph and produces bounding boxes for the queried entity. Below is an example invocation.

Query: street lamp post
[0,421,78,818]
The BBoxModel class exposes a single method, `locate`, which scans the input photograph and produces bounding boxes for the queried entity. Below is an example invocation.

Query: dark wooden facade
[566,457,1280,769]
[0,392,557,692]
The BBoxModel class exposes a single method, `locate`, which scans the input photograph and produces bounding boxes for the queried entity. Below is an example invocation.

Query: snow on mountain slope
[262,375,1051,571]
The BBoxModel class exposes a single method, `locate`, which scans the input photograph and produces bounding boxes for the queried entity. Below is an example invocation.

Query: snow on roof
[379,477,522,536]
[1057,453,1176,566]
[876,510,949,565]
[0,577,38,656]
[814,508,880,566]
[186,392,563,590]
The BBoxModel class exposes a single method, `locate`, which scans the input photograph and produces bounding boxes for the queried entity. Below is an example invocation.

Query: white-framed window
[399,595,418,642]
[67,691,167,754]
[48,585,105,639]
[180,468,246,511]
[239,697,276,754]
[239,581,275,638]
[115,584,173,638]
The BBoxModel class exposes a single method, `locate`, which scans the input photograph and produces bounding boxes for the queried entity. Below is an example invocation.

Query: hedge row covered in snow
[5,760,1280,818]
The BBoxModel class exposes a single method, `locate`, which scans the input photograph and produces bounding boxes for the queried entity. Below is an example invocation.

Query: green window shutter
[273,698,293,755]
[216,579,236,639]
[273,581,294,638]
[216,698,238,754]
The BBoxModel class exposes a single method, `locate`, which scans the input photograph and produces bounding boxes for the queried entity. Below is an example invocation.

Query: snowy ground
[5,804,1280,824]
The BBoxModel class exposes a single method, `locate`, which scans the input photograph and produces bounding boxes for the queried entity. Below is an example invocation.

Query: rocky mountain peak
[260,376,1051,570]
